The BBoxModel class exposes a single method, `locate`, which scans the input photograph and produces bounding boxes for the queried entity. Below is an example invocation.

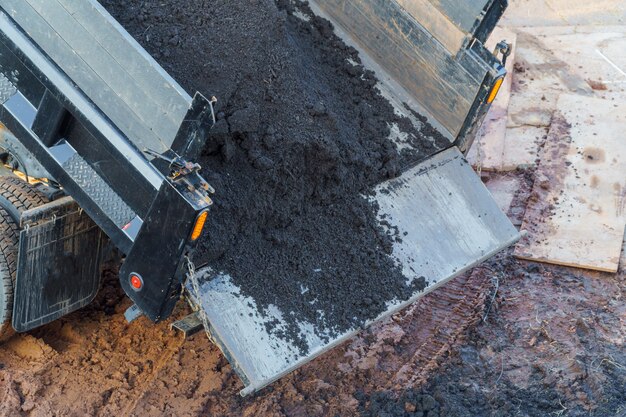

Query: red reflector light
[130,274,143,291]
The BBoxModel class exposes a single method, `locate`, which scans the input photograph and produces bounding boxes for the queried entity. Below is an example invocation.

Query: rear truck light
[487,76,504,104]
[191,210,209,241]
[129,273,143,291]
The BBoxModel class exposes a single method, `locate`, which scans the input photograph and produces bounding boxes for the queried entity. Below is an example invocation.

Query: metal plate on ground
[188,147,520,395]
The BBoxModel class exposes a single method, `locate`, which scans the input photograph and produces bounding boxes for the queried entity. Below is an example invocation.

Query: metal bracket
[143,148,215,206]
[171,311,204,338]
[124,303,144,323]
[0,127,51,179]
[493,40,512,67]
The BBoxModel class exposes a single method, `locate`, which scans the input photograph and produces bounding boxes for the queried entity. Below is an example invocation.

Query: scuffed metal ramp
[188,147,520,396]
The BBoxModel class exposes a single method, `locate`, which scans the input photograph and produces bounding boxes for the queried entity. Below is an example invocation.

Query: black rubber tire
[0,177,48,223]
[0,206,20,341]
[0,177,49,341]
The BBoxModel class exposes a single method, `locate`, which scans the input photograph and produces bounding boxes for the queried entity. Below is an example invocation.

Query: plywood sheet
[517,27,626,93]
[501,126,547,171]
[502,0,626,27]
[621,232,626,273]
[496,27,626,172]
[505,29,593,131]
[514,93,626,272]
[467,27,517,171]
[485,175,521,214]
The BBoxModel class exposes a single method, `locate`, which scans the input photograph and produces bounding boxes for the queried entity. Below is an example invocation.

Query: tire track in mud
[325,267,496,393]
[7,246,621,416]
[391,267,496,388]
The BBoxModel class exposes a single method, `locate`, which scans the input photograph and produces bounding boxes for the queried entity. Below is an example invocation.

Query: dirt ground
[0,172,623,416]
[0,0,625,416]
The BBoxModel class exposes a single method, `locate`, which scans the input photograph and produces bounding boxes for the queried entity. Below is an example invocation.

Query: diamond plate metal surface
[62,153,136,227]
[0,72,17,104]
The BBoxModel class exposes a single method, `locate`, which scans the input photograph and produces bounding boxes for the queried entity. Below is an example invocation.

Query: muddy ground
[0,210,623,416]
[0,0,625,416]
[0,171,623,417]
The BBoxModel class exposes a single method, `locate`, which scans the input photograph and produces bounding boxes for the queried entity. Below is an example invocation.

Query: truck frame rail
[0,0,214,323]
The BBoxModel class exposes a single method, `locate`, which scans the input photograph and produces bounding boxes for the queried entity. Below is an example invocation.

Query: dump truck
[0,0,518,395]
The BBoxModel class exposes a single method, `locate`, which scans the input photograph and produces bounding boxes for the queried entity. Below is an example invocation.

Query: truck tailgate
[307,0,507,146]
[188,147,520,396]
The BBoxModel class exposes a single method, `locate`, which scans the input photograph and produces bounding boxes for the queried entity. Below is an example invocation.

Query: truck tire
[0,206,20,341]
[0,177,49,341]
[0,176,48,222]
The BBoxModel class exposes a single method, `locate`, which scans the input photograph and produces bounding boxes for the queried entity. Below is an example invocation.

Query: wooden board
[621,232,626,272]
[502,0,626,27]
[517,27,626,93]
[492,27,626,172]
[467,27,517,171]
[500,126,547,171]
[514,93,626,272]
[485,174,521,214]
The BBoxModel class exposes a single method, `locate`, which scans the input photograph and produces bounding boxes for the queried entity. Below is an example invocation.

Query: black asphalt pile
[103,0,448,351]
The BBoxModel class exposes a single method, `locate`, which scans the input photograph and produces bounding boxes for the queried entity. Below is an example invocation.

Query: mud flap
[12,197,105,332]
[187,147,520,396]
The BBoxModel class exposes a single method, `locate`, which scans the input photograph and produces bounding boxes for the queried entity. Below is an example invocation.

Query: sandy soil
[0,259,491,417]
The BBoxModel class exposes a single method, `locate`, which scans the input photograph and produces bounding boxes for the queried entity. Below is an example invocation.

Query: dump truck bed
[183,0,516,395]
[0,0,214,326]
[308,0,507,150]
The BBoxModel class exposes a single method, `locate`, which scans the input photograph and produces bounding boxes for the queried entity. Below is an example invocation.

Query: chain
[184,255,213,340]
[476,132,483,176]
[184,255,200,306]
